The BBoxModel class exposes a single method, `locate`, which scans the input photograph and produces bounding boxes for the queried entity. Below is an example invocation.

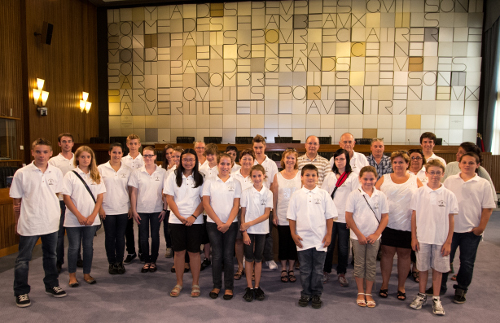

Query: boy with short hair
[287,164,337,309]
[10,138,67,307]
[420,132,446,166]
[410,160,458,316]
[199,143,219,179]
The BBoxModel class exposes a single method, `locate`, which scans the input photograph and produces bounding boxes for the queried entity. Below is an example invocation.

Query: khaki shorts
[416,243,450,273]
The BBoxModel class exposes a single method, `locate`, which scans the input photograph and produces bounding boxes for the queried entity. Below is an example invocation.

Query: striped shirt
[298,153,332,187]
[367,154,393,180]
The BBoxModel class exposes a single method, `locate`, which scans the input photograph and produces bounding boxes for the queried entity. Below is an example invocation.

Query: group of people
[11,132,496,316]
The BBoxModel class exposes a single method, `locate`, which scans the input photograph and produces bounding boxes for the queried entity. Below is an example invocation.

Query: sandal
[223,290,233,300]
[412,271,420,283]
[281,270,289,283]
[397,290,406,301]
[149,263,157,272]
[191,285,201,297]
[288,270,296,283]
[379,289,389,298]
[451,274,457,281]
[234,269,244,280]
[365,294,376,308]
[141,263,150,273]
[209,288,220,299]
[170,284,182,297]
[356,293,366,307]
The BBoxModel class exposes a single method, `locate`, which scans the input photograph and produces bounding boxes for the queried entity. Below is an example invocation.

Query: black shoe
[223,292,233,300]
[243,287,254,302]
[76,258,83,268]
[200,258,211,271]
[254,287,265,301]
[124,253,136,265]
[45,286,67,298]
[56,262,62,274]
[425,287,446,296]
[298,296,310,307]
[311,295,322,309]
[209,290,219,299]
[453,288,466,304]
[16,294,31,308]
[109,263,118,275]
[116,262,126,274]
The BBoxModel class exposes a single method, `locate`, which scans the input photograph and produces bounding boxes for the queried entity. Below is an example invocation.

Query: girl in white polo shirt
[346,166,389,308]
[98,143,132,275]
[164,148,205,298]
[241,164,273,302]
[129,146,167,273]
[62,146,106,286]
[203,153,242,300]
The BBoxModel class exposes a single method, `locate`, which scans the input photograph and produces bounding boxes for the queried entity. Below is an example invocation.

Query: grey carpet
[1,212,500,322]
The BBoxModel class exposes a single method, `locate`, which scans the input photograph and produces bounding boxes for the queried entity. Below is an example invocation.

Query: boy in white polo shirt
[287,164,337,309]
[441,152,495,303]
[10,138,67,308]
[410,160,458,316]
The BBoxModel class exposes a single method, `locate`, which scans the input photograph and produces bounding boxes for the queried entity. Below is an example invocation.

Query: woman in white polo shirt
[203,153,242,300]
[98,143,133,275]
[62,146,106,286]
[164,148,205,297]
[129,146,167,273]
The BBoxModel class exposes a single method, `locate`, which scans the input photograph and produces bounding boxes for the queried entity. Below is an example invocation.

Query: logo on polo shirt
[47,179,55,185]
[373,202,379,210]
[227,185,235,191]
[120,173,127,179]
[438,200,446,207]
[260,198,267,205]
[154,175,161,181]
[314,198,321,204]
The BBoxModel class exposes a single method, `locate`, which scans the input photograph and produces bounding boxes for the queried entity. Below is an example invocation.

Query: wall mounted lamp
[33,78,48,116]
[80,92,91,113]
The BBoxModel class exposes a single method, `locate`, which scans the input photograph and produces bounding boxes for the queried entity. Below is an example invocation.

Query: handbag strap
[330,171,350,200]
[72,170,96,204]
[359,189,380,224]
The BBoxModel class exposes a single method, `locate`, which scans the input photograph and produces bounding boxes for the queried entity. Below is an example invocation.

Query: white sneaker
[322,272,329,283]
[432,297,445,315]
[266,260,278,270]
[410,293,427,310]
[165,248,173,258]
[338,274,349,287]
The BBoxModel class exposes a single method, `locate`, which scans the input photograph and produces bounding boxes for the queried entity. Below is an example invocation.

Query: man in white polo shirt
[11,138,67,308]
[298,135,332,187]
[420,132,446,166]
[331,133,369,174]
[194,141,207,168]
[252,134,279,270]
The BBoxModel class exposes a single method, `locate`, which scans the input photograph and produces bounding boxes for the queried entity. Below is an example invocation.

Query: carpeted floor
[1,212,499,322]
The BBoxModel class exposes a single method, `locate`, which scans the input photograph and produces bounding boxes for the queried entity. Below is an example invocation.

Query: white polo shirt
[203,175,242,223]
[287,187,337,252]
[426,153,447,167]
[233,169,254,192]
[410,184,458,245]
[164,171,204,225]
[329,151,368,175]
[231,163,241,174]
[240,186,273,234]
[254,155,278,188]
[10,162,63,236]
[62,167,106,227]
[49,153,75,200]
[199,163,218,179]
[128,165,166,213]
[199,159,208,168]
[98,162,132,215]
[443,174,496,233]
[321,172,360,223]
[122,153,144,170]
[409,168,427,184]
[345,188,389,240]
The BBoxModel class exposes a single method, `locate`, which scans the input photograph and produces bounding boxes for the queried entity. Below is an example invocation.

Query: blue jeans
[442,231,482,293]
[56,201,66,264]
[66,226,98,274]
[163,210,172,248]
[206,222,238,290]
[323,222,350,274]
[297,248,326,298]
[14,232,59,296]
[103,213,128,264]
[138,212,161,263]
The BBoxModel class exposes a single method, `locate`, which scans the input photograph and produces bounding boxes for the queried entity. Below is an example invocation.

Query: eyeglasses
[427,171,442,176]
[411,157,422,160]
[143,154,155,158]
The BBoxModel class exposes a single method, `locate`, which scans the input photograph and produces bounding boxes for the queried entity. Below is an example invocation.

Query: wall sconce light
[80,91,91,113]
[33,78,48,116]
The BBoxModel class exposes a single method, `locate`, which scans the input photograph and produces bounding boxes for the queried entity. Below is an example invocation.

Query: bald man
[331,133,368,174]
[298,135,332,186]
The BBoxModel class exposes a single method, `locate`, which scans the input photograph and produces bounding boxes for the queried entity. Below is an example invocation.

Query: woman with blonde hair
[62,146,106,286]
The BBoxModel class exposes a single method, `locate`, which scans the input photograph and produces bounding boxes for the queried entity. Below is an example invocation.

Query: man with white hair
[298,135,332,187]
[367,138,392,180]
[331,133,368,174]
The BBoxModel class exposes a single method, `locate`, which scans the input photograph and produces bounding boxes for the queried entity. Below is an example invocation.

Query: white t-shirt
[254,155,279,188]
[98,162,132,215]
[10,162,63,236]
[426,153,447,167]
[203,175,242,223]
[163,171,204,225]
[276,171,302,226]
[345,188,389,240]
[240,186,273,234]
[49,153,75,200]
[62,167,106,227]
[128,165,166,213]
[330,151,369,175]
[287,187,338,252]
[380,173,419,232]
[443,174,496,233]
[122,153,144,170]
[410,184,459,245]
[199,163,218,179]
[321,172,359,223]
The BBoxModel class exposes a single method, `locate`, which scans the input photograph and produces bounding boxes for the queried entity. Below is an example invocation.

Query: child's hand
[292,234,303,249]
[411,238,419,252]
[133,211,141,225]
[366,233,379,244]
[322,233,331,248]
[357,234,367,245]
[243,232,251,245]
[272,215,279,226]
[441,242,451,257]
